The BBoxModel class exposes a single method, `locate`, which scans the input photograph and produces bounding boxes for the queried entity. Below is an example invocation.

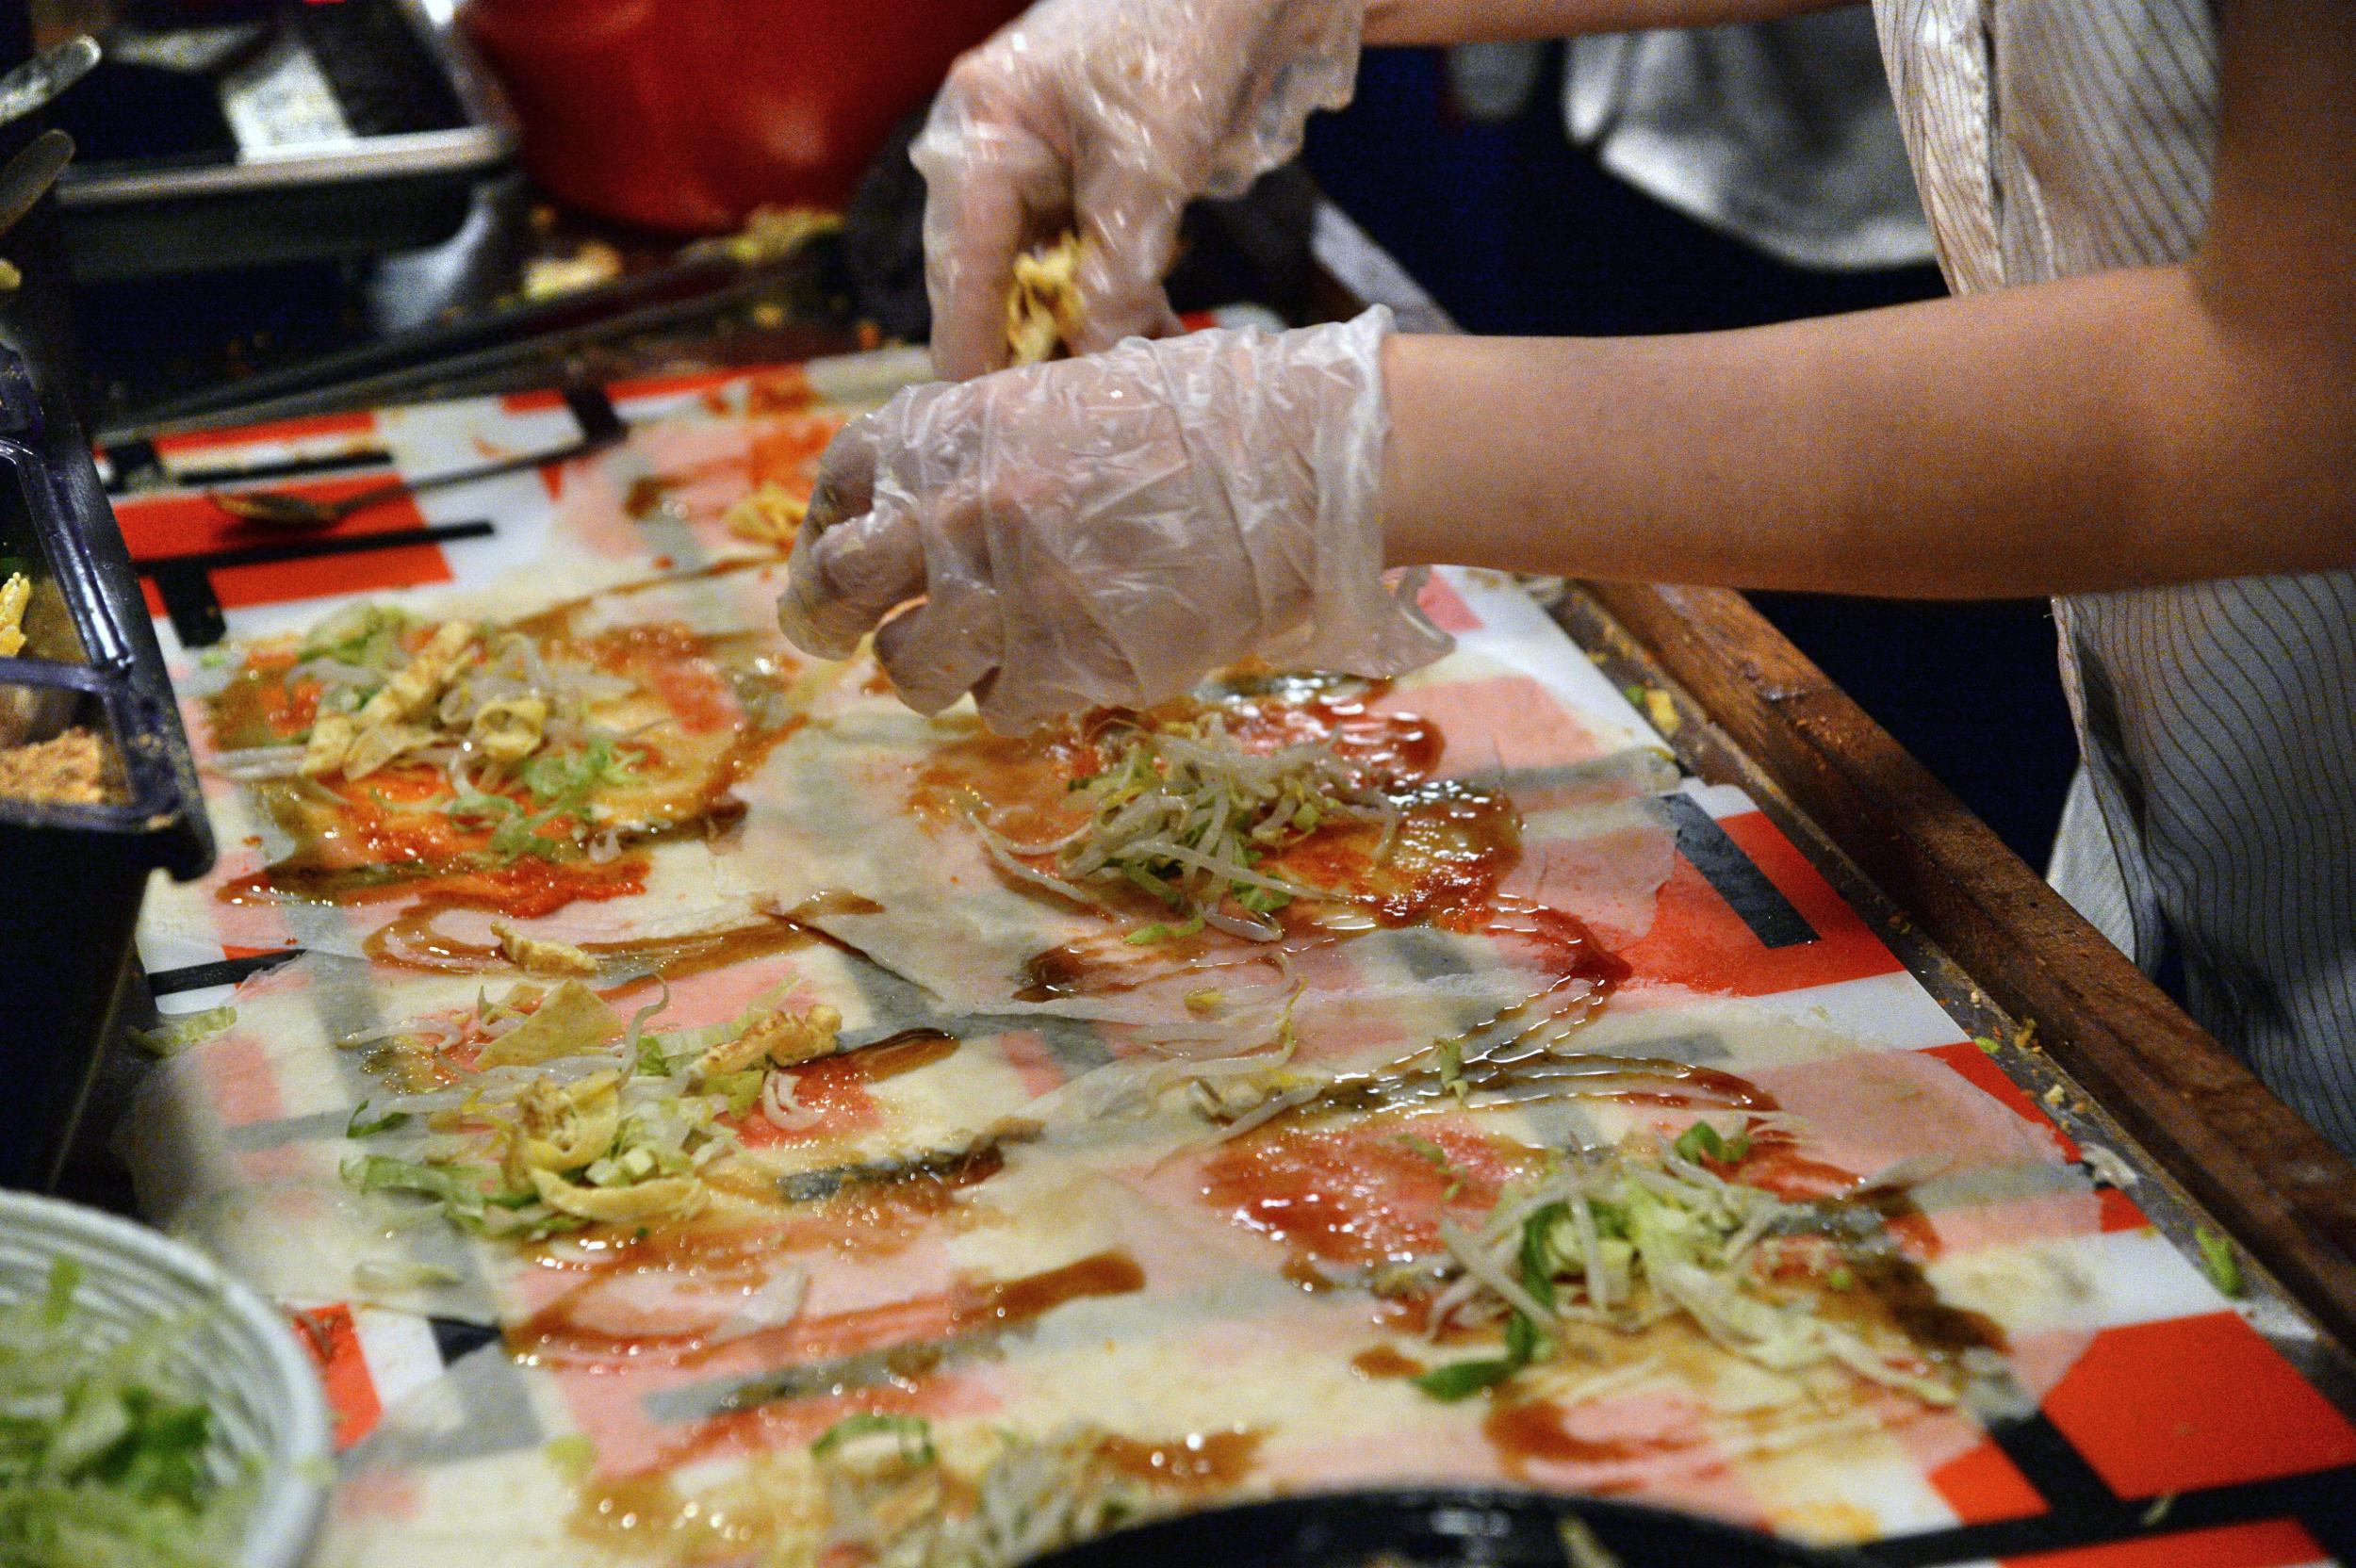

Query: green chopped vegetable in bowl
[0,1191,331,1568]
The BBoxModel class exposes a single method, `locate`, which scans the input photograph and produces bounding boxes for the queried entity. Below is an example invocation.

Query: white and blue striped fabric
[1873,0,2356,1152]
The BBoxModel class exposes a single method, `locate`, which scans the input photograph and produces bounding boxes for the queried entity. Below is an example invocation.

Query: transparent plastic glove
[779,307,1450,733]
[916,0,1366,379]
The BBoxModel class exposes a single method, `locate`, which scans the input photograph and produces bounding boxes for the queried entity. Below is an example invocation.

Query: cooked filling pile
[1408,1127,1984,1407]
[0,1259,253,1568]
[977,717,1399,942]
[1006,234,1088,367]
[0,727,124,808]
[210,604,667,864]
[723,483,810,547]
[220,605,629,786]
[0,572,27,658]
[341,980,841,1241]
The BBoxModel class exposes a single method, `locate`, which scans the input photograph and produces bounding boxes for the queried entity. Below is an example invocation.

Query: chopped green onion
[544,1435,597,1481]
[811,1413,936,1464]
[345,1102,411,1139]
[1123,914,1205,946]
[1672,1121,1750,1168]
[1520,1202,1565,1313]
[1413,1309,1545,1403]
[1434,1037,1465,1099]
[2194,1227,2244,1298]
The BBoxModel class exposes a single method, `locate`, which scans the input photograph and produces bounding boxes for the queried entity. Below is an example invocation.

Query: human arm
[1379,0,2356,595]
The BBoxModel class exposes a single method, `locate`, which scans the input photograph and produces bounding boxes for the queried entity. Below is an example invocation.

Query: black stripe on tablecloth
[138,518,496,647]
[1988,1411,2119,1515]
[1658,792,1818,950]
[430,1317,501,1364]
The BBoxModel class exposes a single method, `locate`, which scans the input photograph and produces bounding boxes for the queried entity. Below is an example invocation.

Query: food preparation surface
[123,356,2356,1568]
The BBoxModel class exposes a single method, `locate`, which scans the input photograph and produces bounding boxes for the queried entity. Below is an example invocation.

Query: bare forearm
[1380,266,2356,596]
[1362,0,1850,46]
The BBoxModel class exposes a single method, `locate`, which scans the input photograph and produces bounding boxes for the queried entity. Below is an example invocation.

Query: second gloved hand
[915,0,1366,378]
[778,307,1450,732]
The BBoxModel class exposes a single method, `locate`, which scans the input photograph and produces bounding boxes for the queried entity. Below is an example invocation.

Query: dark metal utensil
[0,131,74,244]
[0,37,100,131]
[208,410,630,531]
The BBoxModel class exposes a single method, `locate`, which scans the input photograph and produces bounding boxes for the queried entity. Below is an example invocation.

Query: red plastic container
[460,0,1025,232]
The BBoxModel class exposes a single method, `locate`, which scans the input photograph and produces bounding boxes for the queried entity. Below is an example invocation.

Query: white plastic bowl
[0,1188,332,1568]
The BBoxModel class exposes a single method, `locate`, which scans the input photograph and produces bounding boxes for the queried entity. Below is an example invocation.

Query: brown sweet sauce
[1272,780,1521,930]
[516,1246,1139,1372]
[1448,1049,1776,1113]
[365,906,815,978]
[1822,1188,2008,1362]
[624,475,673,519]
[1482,1398,1700,1478]
[784,890,887,922]
[509,1153,1041,1371]
[568,1469,809,1557]
[925,685,1510,932]
[905,726,1104,839]
[1098,1430,1261,1488]
[957,1250,1145,1331]
[622,917,820,983]
[1195,677,1444,778]
[1016,940,1100,1002]
[1350,1346,1426,1380]
[236,845,654,922]
[847,1031,960,1082]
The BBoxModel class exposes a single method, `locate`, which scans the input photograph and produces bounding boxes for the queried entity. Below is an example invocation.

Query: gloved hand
[915,0,1366,379]
[777,307,1450,732]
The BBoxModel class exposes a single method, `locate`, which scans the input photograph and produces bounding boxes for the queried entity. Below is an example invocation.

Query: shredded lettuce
[520,737,631,816]
[0,1259,254,1568]
[811,1413,936,1464]
[295,602,415,672]
[128,1008,236,1059]
[339,1153,484,1214]
[1013,718,1399,940]
[1410,1135,1972,1407]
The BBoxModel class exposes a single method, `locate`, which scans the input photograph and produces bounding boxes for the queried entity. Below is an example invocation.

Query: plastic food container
[459,0,1027,230]
[0,315,214,1190]
[0,1189,332,1568]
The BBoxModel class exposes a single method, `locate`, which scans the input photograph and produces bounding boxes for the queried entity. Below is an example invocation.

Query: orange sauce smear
[1197,1120,1520,1269]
